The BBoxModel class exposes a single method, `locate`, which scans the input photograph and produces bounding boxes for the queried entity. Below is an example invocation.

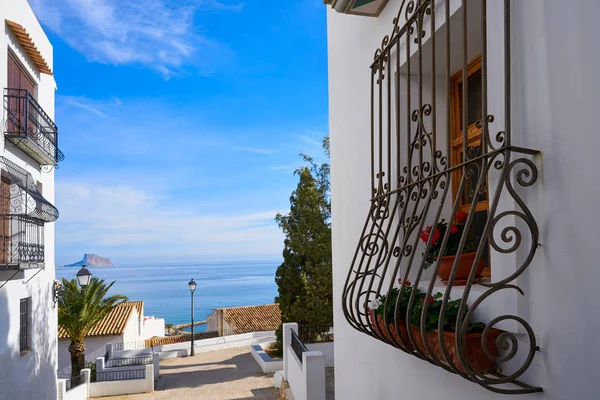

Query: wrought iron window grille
[341,0,542,394]
[0,157,58,275]
[3,88,64,167]
[291,330,308,364]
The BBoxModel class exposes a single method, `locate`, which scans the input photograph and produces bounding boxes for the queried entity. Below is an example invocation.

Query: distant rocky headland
[63,253,114,267]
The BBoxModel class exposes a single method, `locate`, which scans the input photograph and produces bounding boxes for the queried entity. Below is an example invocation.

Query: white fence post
[303,351,326,400]
[95,356,106,374]
[57,379,66,400]
[81,368,91,399]
[144,364,154,393]
[283,322,298,380]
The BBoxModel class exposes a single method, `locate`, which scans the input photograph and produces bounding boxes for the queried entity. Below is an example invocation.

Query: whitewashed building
[57,301,165,376]
[0,0,62,399]
[327,0,600,399]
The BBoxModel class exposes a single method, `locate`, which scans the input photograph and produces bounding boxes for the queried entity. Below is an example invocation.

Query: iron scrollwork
[342,0,542,394]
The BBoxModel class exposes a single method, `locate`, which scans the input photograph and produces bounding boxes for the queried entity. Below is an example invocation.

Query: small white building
[327,0,600,399]
[57,301,164,376]
[0,0,62,399]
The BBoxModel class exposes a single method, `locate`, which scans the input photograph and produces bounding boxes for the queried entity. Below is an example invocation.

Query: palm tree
[58,277,127,377]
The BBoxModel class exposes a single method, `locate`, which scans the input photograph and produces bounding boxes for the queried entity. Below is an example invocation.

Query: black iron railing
[113,341,146,351]
[298,325,334,343]
[341,0,541,394]
[97,369,146,382]
[3,88,63,165]
[0,215,44,268]
[66,374,85,392]
[105,356,153,368]
[290,330,308,365]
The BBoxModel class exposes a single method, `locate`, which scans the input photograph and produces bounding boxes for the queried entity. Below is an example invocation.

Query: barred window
[20,298,31,353]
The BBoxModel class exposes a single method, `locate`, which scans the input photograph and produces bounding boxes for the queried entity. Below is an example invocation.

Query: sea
[55,260,279,332]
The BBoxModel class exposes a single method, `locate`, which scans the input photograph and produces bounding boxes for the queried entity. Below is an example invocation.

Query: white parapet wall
[283,323,326,400]
[152,331,276,360]
[57,369,90,400]
[89,364,154,398]
[251,344,283,373]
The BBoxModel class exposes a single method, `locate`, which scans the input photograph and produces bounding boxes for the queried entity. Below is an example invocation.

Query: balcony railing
[3,88,63,166]
[0,215,44,269]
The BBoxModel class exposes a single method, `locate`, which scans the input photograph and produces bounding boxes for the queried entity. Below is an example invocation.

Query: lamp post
[76,265,92,288]
[188,278,197,356]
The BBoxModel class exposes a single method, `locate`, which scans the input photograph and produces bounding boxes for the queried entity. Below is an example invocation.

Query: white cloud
[29,0,241,76]
[55,181,285,262]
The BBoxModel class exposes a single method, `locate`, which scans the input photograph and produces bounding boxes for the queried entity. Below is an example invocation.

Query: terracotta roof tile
[218,304,281,335]
[58,301,141,340]
[145,331,218,347]
[6,20,52,75]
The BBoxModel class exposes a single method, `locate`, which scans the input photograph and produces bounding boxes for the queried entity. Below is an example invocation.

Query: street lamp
[188,279,197,356]
[76,265,92,287]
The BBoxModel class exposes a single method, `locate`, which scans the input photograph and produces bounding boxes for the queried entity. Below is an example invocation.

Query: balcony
[3,88,64,166]
[0,215,44,270]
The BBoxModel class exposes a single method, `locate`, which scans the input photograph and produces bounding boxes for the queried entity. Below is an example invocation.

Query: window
[20,298,31,353]
[450,56,490,277]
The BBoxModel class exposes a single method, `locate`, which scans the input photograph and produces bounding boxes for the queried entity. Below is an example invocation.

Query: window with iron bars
[20,297,31,353]
[341,0,541,394]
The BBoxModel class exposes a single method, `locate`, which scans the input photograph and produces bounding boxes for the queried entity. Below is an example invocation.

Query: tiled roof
[58,301,141,340]
[128,301,144,318]
[218,304,281,334]
[6,20,52,75]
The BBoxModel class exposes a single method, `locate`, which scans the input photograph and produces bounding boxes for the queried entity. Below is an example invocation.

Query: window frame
[19,297,31,355]
[449,55,489,214]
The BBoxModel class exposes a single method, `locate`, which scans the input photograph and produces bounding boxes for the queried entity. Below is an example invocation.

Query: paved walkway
[96,346,278,400]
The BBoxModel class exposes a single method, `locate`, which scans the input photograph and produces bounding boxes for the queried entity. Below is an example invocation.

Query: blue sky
[28,0,329,265]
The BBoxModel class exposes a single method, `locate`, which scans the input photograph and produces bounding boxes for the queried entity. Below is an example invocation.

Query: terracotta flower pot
[368,309,393,341]
[389,320,413,351]
[410,326,501,373]
[437,252,485,285]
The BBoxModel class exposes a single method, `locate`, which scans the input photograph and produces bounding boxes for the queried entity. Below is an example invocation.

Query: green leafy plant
[85,361,96,382]
[58,278,127,377]
[371,279,486,334]
[420,211,476,266]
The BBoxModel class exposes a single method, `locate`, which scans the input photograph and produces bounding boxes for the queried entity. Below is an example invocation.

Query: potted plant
[420,211,485,284]
[409,294,501,373]
[368,280,501,373]
[368,279,415,349]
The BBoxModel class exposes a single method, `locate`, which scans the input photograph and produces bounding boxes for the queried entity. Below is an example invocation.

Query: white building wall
[0,1,57,399]
[143,317,165,339]
[328,1,600,400]
[122,310,141,343]
[58,336,122,376]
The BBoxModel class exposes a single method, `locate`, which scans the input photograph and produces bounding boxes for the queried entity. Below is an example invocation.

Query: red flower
[431,228,441,245]
[450,224,458,234]
[422,296,434,305]
[455,211,468,222]
[420,226,432,243]
[397,278,412,287]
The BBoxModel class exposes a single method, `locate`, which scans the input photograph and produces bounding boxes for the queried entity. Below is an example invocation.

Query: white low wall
[89,365,153,398]
[306,342,334,368]
[251,344,283,373]
[57,369,90,400]
[96,353,160,381]
[153,331,276,360]
[283,323,326,400]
